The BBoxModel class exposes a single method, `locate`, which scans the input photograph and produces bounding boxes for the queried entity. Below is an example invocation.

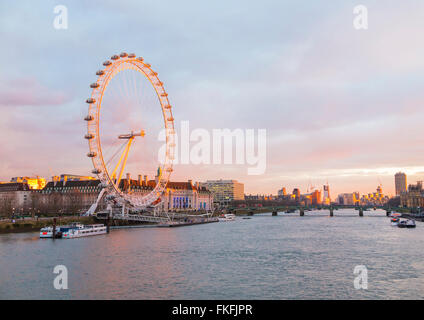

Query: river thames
[1,209,423,299]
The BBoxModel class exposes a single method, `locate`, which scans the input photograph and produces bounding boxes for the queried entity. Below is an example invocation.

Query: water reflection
[1,209,424,299]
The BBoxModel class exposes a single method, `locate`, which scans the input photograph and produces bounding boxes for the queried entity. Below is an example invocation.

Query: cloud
[1,0,424,197]
[0,77,69,107]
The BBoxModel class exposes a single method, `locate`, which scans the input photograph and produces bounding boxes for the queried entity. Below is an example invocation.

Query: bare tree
[66,190,83,215]
[47,192,63,216]
[0,196,13,218]
[29,191,41,218]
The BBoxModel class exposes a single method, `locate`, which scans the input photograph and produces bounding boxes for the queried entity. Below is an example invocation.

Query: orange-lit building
[311,190,322,205]
[10,176,46,190]
[337,192,360,205]
[302,190,322,206]
[359,186,388,206]
[323,184,331,205]
[52,174,97,182]
[278,187,287,197]
[292,188,301,200]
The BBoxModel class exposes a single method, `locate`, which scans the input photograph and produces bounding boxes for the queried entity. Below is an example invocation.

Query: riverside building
[395,172,407,196]
[201,179,244,206]
[400,181,424,208]
[0,174,213,217]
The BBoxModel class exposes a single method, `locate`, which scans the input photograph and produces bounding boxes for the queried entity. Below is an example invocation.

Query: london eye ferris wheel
[84,52,175,209]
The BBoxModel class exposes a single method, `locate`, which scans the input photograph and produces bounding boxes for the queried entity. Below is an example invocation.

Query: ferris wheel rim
[84,53,175,209]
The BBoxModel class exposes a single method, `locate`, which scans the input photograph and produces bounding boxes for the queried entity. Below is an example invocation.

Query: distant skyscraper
[323,184,331,205]
[311,189,322,205]
[395,172,407,196]
[337,192,360,205]
[292,188,300,199]
[278,187,287,197]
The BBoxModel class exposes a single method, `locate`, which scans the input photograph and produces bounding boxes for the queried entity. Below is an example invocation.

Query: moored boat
[391,217,400,226]
[218,213,236,222]
[61,223,107,238]
[39,226,62,238]
[40,223,107,239]
[397,219,416,229]
[40,226,54,238]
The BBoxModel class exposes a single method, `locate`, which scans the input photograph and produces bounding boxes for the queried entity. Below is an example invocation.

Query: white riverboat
[39,223,107,239]
[61,223,107,239]
[218,213,236,222]
[39,226,56,238]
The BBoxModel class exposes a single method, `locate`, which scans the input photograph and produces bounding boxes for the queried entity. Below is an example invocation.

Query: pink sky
[1,1,424,198]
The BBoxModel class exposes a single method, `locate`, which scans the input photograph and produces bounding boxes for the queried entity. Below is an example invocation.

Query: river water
[1,209,423,299]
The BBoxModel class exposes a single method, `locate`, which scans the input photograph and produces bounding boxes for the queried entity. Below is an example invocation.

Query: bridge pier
[359,208,364,217]
[106,211,111,233]
[52,218,57,239]
[300,208,304,217]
